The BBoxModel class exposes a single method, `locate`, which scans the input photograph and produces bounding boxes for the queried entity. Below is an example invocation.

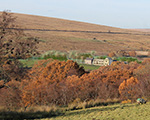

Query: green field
[20,59,100,71]
[19,59,41,67]
[79,64,100,71]
[38,102,150,120]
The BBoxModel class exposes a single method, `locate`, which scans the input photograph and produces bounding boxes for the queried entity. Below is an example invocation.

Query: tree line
[0,11,150,110]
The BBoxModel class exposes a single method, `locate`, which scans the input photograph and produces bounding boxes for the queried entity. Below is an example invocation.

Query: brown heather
[0,12,150,55]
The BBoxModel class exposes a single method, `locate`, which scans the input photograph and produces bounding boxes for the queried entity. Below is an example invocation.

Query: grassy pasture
[79,64,100,71]
[19,59,40,68]
[40,102,150,120]
[0,102,149,120]
[20,59,100,71]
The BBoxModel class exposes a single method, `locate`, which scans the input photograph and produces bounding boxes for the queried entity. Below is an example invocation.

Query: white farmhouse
[84,58,94,65]
[92,58,113,66]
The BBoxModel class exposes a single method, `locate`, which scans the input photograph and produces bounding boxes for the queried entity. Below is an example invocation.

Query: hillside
[132,29,150,33]
[3,12,150,55]
[40,102,150,120]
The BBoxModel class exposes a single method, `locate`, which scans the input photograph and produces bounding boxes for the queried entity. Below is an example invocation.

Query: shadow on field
[0,110,64,120]
[65,104,137,117]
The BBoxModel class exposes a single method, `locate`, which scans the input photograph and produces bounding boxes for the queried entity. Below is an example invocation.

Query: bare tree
[0,11,39,85]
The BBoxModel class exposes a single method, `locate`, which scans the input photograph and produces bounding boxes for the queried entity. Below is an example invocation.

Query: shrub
[119,77,139,100]
[42,51,67,61]
[121,99,132,104]
[117,57,139,63]
[22,60,85,106]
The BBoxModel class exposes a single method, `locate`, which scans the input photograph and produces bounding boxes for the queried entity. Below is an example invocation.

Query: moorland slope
[3,12,150,55]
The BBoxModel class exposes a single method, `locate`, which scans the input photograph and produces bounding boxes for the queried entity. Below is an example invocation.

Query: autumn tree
[119,77,139,100]
[115,50,129,57]
[62,61,140,102]
[0,80,22,110]
[128,51,136,57]
[108,52,116,57]
[21,59,85,106]
[134,59,150,97]
[0,11,39,109]
[0,11,39,85]
[22,60,140,107]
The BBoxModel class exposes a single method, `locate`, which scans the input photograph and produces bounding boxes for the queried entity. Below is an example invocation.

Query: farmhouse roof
[85,58,94,60]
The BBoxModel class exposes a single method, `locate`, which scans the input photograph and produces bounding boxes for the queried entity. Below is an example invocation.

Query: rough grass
[40,102,150,120]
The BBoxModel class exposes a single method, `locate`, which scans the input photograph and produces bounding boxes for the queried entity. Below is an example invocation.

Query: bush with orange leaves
[108,52,116,57]
[119,77,139,100]
[0,80,22,110]
[21,59,85,107]
[128,51,136,57]
[74,61,140,101]
[21,60,141,107]
[133,58,150,97]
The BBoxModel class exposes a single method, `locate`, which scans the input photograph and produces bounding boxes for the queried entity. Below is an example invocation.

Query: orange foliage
[134,60,150,97]
[61,61,139,102]
[21,59,85,106]
[128,51,136,57]
[141,58,150,65]
[0,58,141,108]
[119,77,139,99]
[0,80,4,88]
[108,52,116,57]
[0,80,22,109]
[21,60,141,106]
